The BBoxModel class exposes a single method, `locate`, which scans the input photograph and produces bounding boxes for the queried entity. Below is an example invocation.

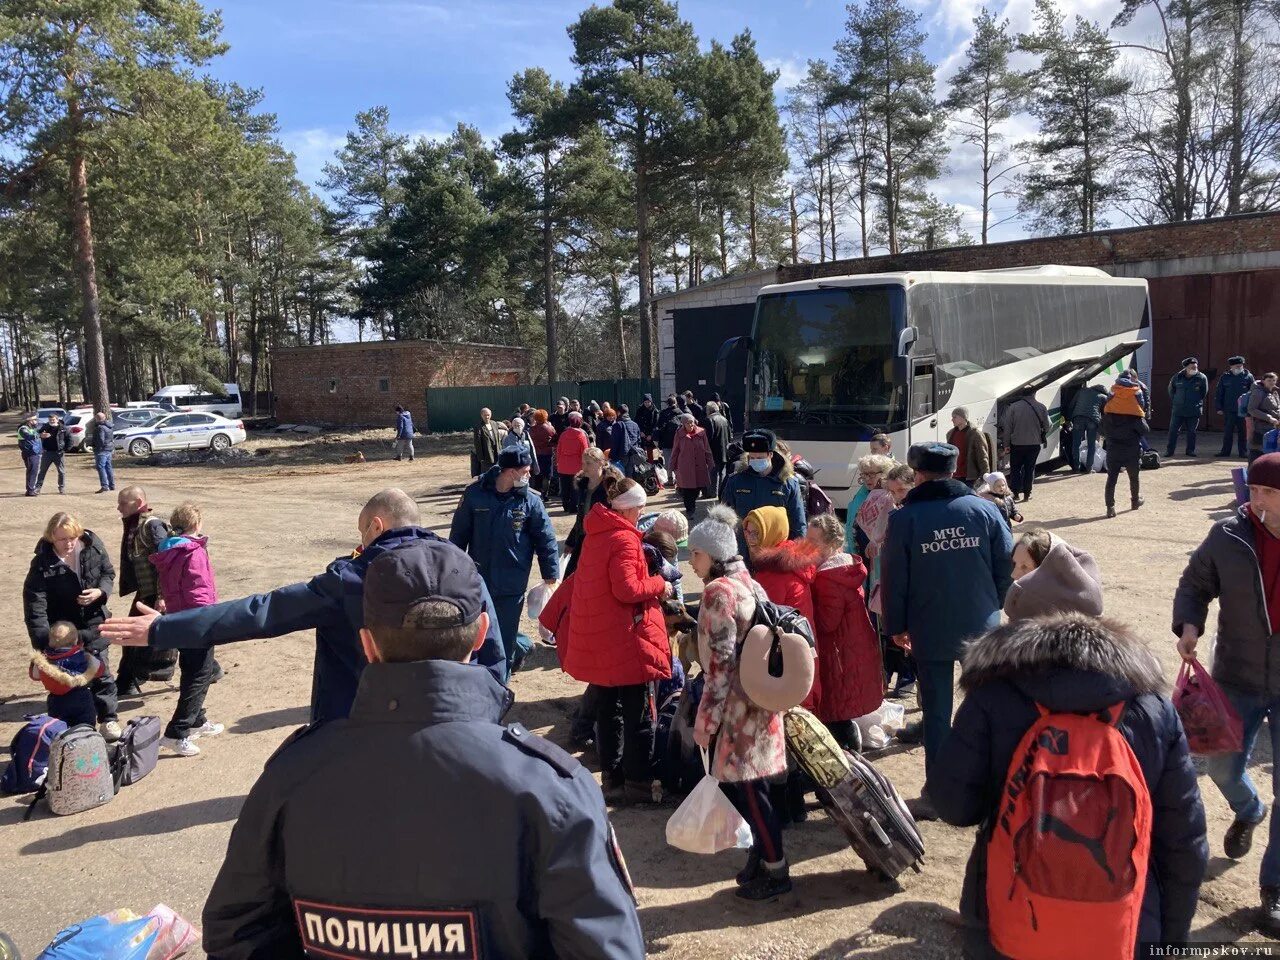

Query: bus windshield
[750,285,903,434]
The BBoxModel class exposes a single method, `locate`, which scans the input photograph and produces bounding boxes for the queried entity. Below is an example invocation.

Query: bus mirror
[897,326,919,358]
[714,336,753,388]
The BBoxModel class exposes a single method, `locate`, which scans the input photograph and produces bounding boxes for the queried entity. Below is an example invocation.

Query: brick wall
[273,340,529,427]
[778,211,1280,282]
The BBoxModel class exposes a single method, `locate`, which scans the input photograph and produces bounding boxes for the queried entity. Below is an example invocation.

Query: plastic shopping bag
[1174,658,1244,755]
[854,700,906,751]
[526,582,552,619]
[665,749,752,855]
[37,905,198,960]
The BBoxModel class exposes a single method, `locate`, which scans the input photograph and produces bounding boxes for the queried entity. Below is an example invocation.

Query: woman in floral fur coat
[689,504,792,903]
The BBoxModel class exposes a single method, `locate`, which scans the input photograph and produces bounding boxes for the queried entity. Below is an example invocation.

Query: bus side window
[912,361,936,418]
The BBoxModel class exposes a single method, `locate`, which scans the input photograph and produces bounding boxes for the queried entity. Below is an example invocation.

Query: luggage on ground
[812,746,925,880]
[40,725,115,817]
[113,715,162,787]
[1140,450,1161,470]
[986,701,1151,960]
[2,714,67,794]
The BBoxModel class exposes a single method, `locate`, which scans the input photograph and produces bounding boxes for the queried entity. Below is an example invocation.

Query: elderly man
[451,447,559,676]
[101,489,508,722]
[472,407,503,477]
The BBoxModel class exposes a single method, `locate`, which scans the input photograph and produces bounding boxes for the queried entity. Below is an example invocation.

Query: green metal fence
[424,379,659,433]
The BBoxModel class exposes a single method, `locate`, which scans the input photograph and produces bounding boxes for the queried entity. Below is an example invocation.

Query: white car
[115,412,247,458]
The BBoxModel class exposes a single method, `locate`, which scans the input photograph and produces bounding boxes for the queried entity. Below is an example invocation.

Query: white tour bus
[716,266,1151,509]
[150,383,243,419]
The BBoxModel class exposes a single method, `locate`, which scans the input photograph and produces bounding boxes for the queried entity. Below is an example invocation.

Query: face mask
[513,477,529,489]
[749,458,770,474]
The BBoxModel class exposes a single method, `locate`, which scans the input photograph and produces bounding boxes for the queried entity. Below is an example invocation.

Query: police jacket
[17,425,40,456]
[148,527,507,723]
[720,453,806,539]
[1168,370,1209,418]
[1216,368,1254,413]
[881,479,1013,661]
[450,467,559,597]
[203,660,644,960]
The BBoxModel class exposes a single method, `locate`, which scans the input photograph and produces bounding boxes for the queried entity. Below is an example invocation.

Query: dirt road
[0,424,1272,956]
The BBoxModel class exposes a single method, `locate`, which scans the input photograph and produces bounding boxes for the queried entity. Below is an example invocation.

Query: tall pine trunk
[542,151,558,384]
[67,100,111,413]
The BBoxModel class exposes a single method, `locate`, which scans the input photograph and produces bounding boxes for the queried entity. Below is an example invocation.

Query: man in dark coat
[1167,356,1210,457]
[704,401,731,499]
[682,390,704,426]
[549,398,570,437]
[1217,355,1254,458]
[114,486,174,696]
[927,615,1207,958]
[882,442,1012,813]
[709,391,732,432]
[1174,454,1280,934]
[657,396,681,464]
[1067,383,1108,472]
[472,407,503,477]
[36,414,69,494]
[101,489,508,723]
[1102,410,1150,518]
[202,538,644,960]
[610,404,643,475]
[634,393,659,443]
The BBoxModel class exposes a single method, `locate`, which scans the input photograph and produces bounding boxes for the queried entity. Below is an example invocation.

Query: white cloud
[281,128,349,191]
[765,56,807,95]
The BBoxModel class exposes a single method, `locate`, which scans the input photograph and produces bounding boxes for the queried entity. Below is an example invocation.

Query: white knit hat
[688,505,740,562]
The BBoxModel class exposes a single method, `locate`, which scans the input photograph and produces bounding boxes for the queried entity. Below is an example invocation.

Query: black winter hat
[908,442,959,475]
[1228,355,1246,365]
[741,429,778,454]
[1181,357,1199,368]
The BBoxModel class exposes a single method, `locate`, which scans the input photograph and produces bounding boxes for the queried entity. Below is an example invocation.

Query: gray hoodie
[1003,535,1104,622]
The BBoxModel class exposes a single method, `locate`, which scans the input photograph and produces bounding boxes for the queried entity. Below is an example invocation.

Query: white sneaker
[190,721,224,740]
[99,720,123,742]
[161,736,200,757]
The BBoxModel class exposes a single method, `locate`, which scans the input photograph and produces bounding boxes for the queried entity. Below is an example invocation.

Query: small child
[29,621,104,727]
[151,502,222,757]
[977,471,1023,529]
[639,508,689,545]
[643,528,684,604]
[1104,370,1149,418]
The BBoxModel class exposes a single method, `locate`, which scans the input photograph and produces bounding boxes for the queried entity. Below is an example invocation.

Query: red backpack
[987,702,1152,960]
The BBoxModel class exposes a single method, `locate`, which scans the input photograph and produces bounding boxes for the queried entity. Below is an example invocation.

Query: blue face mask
[749,458,770,474]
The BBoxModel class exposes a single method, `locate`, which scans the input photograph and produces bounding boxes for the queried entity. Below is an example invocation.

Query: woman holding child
[23,511,120,740]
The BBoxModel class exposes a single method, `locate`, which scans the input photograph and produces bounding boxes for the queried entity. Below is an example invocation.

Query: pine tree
[943,10,1027,243]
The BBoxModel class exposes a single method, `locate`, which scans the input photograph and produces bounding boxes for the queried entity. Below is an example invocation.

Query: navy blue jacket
[719,454,807,539]
[149,528,506,724]
[927,626,1207,958]
[610,416,641,461]
[450,468,559,597]
[1215,368,1255,414]
[203,660,644,960]
[1168,370,1209,418]
[91,420,114,453]
[882,479,1012,661]
[395,410,414,438]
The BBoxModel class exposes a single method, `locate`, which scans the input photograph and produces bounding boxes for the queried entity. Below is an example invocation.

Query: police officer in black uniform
[203,538,644,960]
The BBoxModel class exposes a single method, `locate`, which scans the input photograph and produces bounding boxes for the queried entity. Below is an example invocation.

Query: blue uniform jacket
[149,527,506,724]
[450,467,559,597]
[719,460,807,538]
[17,425,40,456]
[203,660,644,960]
[1168,371,1209,417]
[882,479,1013,661]
[395,410,414,438]
[1215,368,1254,413]
[610,417,641,461]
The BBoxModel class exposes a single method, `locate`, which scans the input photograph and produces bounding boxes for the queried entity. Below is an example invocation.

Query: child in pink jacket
[151,502,221,756]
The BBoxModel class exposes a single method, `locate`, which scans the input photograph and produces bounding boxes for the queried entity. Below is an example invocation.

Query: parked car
[115,412,247,458]
[113,409,166,429]
[34,407,68,425]
[65,414,89,452]
[150,384,242,419]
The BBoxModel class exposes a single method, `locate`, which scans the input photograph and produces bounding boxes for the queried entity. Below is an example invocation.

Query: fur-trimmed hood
[961,615,1166,711]
[750,538,821,577]
[30,646,102,695]
[730,450,794,483]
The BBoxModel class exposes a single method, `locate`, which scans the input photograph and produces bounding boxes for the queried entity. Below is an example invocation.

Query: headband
[610,484,648,511]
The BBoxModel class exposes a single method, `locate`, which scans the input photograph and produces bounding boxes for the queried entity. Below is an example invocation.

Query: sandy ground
[0,419,1274,957]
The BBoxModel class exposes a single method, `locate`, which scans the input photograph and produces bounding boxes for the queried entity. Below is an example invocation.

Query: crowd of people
[12,365,1280,958]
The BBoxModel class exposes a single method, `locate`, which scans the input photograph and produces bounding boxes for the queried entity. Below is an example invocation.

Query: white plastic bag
[1077,441,1107,473]
[665,749,752,855]
[526,582,552,619]
[854,700,906,749]
[654,466,669,485]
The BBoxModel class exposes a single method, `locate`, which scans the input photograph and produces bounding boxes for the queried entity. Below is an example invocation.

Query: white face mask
[513,477,529,489]
[749,458,770,474]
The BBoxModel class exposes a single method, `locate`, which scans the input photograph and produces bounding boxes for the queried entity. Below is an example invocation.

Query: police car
[115,412,247,457]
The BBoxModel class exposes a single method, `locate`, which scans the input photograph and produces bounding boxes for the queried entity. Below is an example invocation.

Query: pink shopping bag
[1173,658,1244,755]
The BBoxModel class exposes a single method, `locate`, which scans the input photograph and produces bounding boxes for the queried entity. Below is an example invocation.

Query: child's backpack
[110,715,162,789]
[29,725,116,818]
[1,714,67,794]
[986,702,1151,960]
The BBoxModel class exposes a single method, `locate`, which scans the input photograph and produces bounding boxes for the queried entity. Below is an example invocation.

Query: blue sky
[206,0,1151,247]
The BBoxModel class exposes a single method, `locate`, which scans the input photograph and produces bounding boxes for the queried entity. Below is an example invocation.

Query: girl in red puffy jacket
[560,476,673,804]
[805,513,885,750]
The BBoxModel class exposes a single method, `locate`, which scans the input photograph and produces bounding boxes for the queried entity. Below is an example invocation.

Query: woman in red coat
[669,414,715,517]
[562,476,673,803]
[555,412,591,515]
[805,513,884,750]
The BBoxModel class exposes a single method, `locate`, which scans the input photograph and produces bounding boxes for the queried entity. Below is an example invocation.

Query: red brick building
[273,339,528,427]
[657,212,1280,429]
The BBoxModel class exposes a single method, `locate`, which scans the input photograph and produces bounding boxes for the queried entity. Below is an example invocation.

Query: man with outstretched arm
[100,488,506,723]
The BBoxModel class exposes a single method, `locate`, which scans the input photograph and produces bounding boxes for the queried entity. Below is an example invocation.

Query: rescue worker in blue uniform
[100,489,506,723]
[449,447,558,676]
[719,428,806,556]
[202,537,644,960]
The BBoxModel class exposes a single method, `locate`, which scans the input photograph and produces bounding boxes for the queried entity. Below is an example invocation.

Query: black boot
[736,850,762,886]
[1260,887,1280,937]
[1131,497,1144,510]
[1226,808,1266,859]
[1106,506,1117,519]
[736,863,792,902]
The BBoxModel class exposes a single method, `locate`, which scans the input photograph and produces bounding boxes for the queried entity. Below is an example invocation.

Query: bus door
[908,356,939,445]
